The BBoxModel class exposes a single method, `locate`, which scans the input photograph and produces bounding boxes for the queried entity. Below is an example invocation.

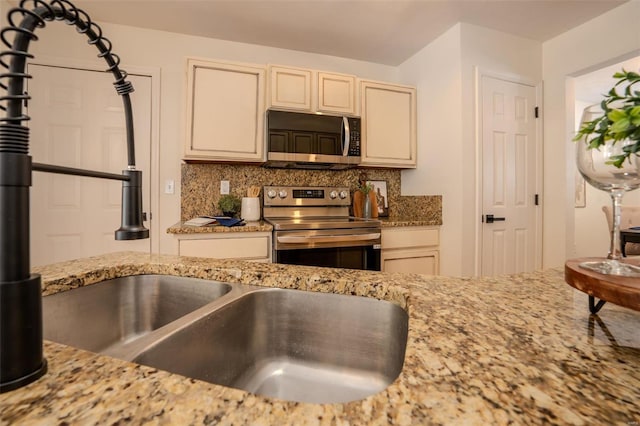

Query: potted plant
[217,194,241,217]
[357,182,374,218]
[573,69,640,167]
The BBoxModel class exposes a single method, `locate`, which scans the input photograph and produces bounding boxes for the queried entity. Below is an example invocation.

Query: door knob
[484,214,505,224]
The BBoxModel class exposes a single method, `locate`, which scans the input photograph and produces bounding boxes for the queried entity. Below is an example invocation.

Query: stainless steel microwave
[264,110,361,170]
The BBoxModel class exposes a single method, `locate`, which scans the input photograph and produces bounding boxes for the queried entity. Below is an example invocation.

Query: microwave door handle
[342,116,350,156]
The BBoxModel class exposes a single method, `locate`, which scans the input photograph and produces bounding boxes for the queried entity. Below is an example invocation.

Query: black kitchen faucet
[0,0,148,392]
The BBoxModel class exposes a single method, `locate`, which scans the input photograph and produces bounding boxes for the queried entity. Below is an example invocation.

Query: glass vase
[363,195,372,219]
[576,104,640,276]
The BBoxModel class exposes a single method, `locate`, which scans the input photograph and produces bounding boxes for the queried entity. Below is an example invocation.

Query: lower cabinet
[177,232,272,262]
[381,226,439,275]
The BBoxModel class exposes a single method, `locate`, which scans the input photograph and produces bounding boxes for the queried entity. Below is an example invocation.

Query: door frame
[474,67,544,276]
[28,55,161,254]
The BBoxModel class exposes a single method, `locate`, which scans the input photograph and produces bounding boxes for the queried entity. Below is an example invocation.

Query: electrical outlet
[164,179,175,194]
[220,180,230,195]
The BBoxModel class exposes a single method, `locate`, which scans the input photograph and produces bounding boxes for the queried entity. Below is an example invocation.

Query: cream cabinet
[184,58,266,162]
[177,232,272,262]
[268,65,313,111]
[317,72,357,115]
[360,80,417,168]
[268,65,357,115]
[381,226,439,275]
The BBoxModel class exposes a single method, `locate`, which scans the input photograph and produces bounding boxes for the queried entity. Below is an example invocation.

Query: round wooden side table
[565,257,640,314]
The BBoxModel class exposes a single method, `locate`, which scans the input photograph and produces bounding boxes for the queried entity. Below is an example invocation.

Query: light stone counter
[167,220,273,234]
[1,252,639,425]
[379,216,441,228]
[167,217,440,235]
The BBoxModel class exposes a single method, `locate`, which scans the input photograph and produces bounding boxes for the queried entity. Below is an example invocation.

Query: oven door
[272,228,381,271]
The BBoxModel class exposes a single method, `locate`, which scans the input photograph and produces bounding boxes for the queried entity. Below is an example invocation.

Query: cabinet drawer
[381,227,439,250]
[179,235,270,260]
[381,248,439,275]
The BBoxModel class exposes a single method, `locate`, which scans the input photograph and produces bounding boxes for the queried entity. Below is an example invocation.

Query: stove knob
[278,189,288,199]
[339,190,348,199]
[266,189,277,199]
[329,191,338,199]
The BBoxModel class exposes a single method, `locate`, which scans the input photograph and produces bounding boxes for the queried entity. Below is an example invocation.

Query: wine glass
[576,104,640,276]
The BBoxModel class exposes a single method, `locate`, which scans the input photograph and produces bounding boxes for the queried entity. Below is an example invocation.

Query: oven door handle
[277,232,381,244]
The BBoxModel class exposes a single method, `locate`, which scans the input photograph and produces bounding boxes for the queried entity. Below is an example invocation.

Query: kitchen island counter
[1,252,638,425]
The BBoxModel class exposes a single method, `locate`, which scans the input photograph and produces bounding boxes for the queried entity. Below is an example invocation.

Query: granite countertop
[2,252,639,425]
[167,217,440,234]
[379,215,441,227]
[167,220,273,234]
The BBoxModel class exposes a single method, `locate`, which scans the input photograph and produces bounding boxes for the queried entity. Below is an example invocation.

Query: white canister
[241,197,260,222]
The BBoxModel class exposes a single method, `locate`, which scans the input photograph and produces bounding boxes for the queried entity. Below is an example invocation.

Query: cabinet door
[184,58,265,162]
[360,80,417,168]
[317,72,356,115]
[268,66,313,111]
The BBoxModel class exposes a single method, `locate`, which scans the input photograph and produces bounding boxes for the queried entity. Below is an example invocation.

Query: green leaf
[607,109,626,121]
[610,117,630,134]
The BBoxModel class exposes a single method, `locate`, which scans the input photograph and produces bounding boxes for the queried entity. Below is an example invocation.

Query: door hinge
[534,194,539,205]
[534,106,539,118]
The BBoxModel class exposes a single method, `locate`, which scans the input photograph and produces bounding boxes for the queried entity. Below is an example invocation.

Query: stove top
[263,185,381,231]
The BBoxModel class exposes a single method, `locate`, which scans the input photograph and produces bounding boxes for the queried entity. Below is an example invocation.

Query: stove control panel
[263,186,351,207]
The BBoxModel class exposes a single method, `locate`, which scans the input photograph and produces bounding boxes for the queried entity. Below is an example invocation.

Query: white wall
[572,99,610,257]
[398,25,463,276]
[19,14,397,255]
[399,23,541,276]
[542,0,640,267]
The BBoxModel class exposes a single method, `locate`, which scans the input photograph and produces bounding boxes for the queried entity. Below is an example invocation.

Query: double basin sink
[43,275,409,404]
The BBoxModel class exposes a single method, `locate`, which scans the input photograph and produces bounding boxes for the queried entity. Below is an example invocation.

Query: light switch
[164,179,175,194]
[220,180,230,195]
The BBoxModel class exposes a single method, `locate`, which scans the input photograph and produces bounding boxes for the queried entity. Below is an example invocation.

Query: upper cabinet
[268,65,357,116]
[183,58,417,168]
[268,66,313,111]
[359,80,417,168]
[184,58,265,162]
[317,72,357,115]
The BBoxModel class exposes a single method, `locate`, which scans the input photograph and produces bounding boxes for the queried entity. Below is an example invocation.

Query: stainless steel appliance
[263,186,381,271]
[264,110,361,170]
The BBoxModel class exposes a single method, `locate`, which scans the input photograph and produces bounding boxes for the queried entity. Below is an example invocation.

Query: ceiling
[71,0,629,66]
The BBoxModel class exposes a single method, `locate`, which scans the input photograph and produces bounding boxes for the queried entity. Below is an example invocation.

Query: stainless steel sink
[44,275,408,404]
[133,287,408,403]
[43,275,232,356]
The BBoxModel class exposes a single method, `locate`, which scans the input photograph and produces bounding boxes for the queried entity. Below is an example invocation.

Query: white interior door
[481,75,539,276]
[27,64,152,267]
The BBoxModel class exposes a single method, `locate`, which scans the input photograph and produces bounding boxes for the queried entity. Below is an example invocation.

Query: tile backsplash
[181,163,441,224]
